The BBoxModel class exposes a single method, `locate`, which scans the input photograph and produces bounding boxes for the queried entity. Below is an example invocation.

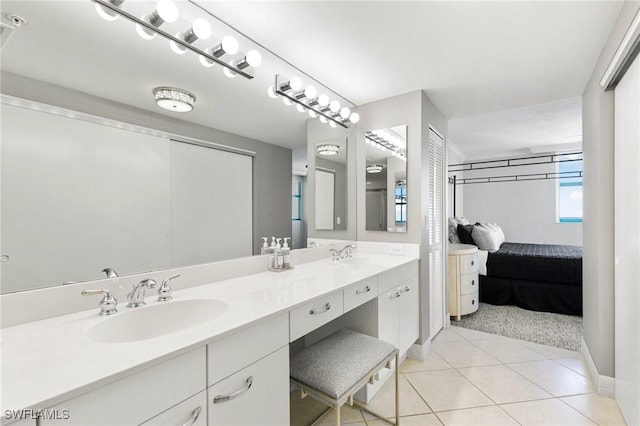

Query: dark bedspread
[487,242,582,286]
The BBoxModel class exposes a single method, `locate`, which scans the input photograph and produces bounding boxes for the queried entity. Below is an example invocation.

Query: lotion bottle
[282,238,291,269]
[261,237,269,255]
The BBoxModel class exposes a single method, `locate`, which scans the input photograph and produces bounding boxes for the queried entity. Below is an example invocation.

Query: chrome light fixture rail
[91,0,260,80]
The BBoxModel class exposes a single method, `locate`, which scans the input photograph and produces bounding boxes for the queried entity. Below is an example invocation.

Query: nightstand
[448,243,479,321]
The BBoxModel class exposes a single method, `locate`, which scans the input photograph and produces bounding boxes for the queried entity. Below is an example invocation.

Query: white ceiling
[0,1,623,156]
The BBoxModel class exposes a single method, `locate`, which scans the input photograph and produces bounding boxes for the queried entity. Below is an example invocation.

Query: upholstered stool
[290,329,399,426]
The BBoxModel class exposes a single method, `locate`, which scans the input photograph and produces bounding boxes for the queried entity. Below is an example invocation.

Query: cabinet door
[377,288,401,349]
[140,391,206,426]
[209,346,289,426]
[399,278,419,354]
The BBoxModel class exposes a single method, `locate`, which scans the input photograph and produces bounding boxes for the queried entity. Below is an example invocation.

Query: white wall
[582,1,640,382]
[462,162,582,246]
[447,142,465,218]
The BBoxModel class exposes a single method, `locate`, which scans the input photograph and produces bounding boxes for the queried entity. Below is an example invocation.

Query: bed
[479,242,583,316]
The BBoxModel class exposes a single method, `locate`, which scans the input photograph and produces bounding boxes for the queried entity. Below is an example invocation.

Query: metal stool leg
[334,403,341,426]
[395,353,400,425]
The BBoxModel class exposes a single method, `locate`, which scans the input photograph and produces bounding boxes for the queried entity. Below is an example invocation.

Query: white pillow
[471,223,502,252]
[485,222,505,245]
[448,216,471,243]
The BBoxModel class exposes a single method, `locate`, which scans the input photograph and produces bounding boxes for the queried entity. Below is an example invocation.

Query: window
[395,184,407,224]
[558,159,583,223]
[292,179,302,220]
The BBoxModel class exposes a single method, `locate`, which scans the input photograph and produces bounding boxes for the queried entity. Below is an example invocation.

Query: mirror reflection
[364,126,408,232]
[315,137,348,231]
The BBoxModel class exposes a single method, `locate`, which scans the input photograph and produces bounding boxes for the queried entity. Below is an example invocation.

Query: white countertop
[0,252,418,418]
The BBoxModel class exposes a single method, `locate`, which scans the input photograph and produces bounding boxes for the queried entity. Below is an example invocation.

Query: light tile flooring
[290,326,627,426]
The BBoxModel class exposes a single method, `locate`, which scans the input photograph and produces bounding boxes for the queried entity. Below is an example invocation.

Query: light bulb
[192,18,211,40]
[283,97,293,106]
[156,0,179,23]
[223,61,238,78]
[221,36,239,55]
[308,110,318,118]
[304,85,317,99]
[199,48,215,67]
[329,100,340,113]
[267,85,278,99]
[329,121,337,128]
[349,112,360,123]
[289,77,302,91]
[319,116,328,124]
[340,107,351,119]
[136,19,156,40]
[95,3,119,21]
[170,34,187,54]
[318,94,329,107]
[246,50,262,67]
[296,104,306,113]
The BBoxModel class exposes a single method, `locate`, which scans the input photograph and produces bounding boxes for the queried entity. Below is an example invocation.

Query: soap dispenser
[273,238,284,270]
[282,238,291,269]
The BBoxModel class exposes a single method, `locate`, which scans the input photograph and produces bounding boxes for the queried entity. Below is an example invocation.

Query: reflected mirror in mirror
[315,137,347,231]
[365,126,407,232]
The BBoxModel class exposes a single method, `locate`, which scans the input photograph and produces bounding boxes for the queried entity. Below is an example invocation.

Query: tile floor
[290,326,627,426]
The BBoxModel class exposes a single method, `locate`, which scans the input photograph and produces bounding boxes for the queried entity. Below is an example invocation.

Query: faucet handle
[158,274,180,302]
[82,289,118,316]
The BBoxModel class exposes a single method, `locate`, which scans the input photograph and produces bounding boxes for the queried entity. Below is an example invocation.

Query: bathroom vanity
[0,246,419,426]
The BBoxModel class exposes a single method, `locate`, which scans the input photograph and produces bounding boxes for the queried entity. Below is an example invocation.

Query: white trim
[582,338,615,398]
[0,94,257,157]
[600,8,640,89]
[408,340,432,362]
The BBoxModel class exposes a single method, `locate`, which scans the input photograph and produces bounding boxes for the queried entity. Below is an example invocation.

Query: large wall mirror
[365,125,408,232]
[315,137,348,231]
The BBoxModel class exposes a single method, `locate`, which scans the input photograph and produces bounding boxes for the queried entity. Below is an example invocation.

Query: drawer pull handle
[0,254,9,262]
[401,285,410,293]
[310,302,331,315]
[181,406,202,426]
[390,291,402,299]
[471,260,475,266]
[213,376,253,404]
[356,285,371,295]
[471,280,475,286]
[472,299,475,305]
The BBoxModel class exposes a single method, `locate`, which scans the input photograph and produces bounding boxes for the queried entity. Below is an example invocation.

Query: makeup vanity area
[1,245,419,426]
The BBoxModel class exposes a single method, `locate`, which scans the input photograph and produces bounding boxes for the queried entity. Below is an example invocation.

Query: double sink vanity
[1,243,419,426]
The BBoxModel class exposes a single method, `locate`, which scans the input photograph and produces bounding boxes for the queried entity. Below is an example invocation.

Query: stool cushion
[290,329,397,399]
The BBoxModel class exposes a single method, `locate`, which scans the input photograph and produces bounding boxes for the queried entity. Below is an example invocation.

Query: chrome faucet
[102,268,119,278]
[127,279,156,308]
[81,289,118,315]
[339,244,356,258]
[157,274,180,302]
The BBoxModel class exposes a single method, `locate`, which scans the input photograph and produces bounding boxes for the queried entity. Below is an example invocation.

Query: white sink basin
[87,299,228,343]
[339,257,378,268]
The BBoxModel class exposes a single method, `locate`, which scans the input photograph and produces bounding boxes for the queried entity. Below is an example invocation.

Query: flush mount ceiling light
[366,164,384,174]
[317,144,340,156]
[153,87,195,112]
[268,74,360,128]
[365,132,407,160]
[92,0,261,80]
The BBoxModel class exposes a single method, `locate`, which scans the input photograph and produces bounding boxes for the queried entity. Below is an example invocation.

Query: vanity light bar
[365,132,406,160]
[91,0,257,80]
[272,74,359,129]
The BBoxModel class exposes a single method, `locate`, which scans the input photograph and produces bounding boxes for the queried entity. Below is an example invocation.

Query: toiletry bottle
[282,238,291,269]
[274,238,284,269]
[270,237,277,254]
[261,237,269,255]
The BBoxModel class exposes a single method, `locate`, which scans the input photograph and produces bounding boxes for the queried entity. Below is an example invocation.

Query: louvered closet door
[428,128,445,337]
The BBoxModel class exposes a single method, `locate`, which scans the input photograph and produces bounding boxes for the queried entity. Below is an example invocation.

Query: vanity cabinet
[289,291,344,342]
[448,244,479,321]
[207,313,289,426]
[40,347,206,426]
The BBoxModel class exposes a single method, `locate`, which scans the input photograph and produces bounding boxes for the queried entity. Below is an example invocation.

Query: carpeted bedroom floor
[454,303,583,351]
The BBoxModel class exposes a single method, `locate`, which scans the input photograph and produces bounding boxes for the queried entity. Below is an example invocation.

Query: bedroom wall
[462,161,582,246]
[582,0,640,384]
[447,142,465,218]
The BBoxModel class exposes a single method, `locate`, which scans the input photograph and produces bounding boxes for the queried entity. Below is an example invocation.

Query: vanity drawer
[459,254,479,275]
[41,347,206,425]
[140,391,206,426]
[289,291,344,341]
[378,261,418,293]
[460,273,479,295]
[344,277,378,312]
[208,313,288,385]
[460,293,479,315]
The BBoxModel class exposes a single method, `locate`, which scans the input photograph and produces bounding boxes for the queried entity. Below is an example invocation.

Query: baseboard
[582,338,615,398]
[408,339,432,361]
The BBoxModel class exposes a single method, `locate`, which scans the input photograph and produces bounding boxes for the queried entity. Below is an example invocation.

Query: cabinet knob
[471,260,475,266]
[472,299,475,305]
[471,280,475,286]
